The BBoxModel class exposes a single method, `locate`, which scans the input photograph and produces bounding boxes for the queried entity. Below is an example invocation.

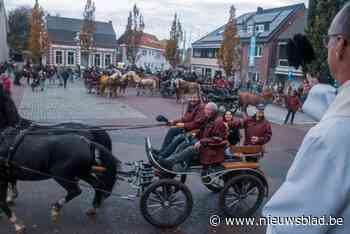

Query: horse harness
[0,127,29,178]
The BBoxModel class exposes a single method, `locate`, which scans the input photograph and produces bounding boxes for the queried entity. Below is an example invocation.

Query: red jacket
[197,116,228,165]
[174,102,206,131]
[286,95,301,112]
[2,77,11,93]
[243,117,272,146]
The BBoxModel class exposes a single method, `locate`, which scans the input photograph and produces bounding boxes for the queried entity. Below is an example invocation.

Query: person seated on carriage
[222,110,242,161]
[154,94,206,159]
[222,104,272,161]
[242,104,272,146]
[156,102,227,171]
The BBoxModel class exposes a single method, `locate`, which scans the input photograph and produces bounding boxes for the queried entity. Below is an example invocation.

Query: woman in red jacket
[284,90,301,125]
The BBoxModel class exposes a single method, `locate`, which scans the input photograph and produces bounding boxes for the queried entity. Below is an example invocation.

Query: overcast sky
[5,0,308,45]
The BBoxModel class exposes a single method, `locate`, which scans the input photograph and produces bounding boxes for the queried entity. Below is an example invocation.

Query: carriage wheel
[219,174,265,217]
[140,179,193,228]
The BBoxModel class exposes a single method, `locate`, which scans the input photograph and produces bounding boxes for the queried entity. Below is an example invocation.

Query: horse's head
[262,89,274,101]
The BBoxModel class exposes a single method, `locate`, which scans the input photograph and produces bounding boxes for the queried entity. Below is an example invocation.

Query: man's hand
[168,120,175,125]
[194,141,201,149]
[176,123,185,128]
[251,136,259,144]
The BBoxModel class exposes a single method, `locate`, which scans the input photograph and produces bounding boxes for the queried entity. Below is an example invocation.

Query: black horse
[0,86,119,232]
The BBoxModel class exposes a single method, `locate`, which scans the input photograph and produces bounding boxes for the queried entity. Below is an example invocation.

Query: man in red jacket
[156,94,206,158]
[157,102,227,171]
[284,90,301,125]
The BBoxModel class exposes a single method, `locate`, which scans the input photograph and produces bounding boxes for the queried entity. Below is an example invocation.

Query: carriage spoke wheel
[219,174,265,217]
[140,179,193,228]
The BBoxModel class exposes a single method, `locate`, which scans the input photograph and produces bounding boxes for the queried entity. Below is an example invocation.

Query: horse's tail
[88,141,120,199]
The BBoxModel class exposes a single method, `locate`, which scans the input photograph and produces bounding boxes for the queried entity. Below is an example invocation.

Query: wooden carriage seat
[229,145,264,156]
[221,145,264,169]
[222,161,259,169]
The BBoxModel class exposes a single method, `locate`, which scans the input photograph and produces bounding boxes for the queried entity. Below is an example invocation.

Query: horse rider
[156,102,227,171]
[154,94,206,160]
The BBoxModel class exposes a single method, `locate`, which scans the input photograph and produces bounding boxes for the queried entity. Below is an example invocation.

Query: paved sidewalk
[246,104,317,125]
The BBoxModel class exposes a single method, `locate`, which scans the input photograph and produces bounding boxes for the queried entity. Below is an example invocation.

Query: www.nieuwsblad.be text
[209,215,344,227]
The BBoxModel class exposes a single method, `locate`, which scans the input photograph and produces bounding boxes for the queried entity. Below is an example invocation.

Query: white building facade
[120,33,170,72]
[44,16,118,68]
[0,0,9,63]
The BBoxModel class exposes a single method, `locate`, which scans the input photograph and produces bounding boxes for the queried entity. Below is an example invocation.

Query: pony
[0,88,119,232]
[174,78,201,103]
[238,88,274,114]
[109,70,128,97]
[124,71,157,96]
[99,74,109,96]
[0,127,120,233]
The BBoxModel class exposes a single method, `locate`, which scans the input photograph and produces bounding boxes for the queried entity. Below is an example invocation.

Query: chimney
[257,7,263,14]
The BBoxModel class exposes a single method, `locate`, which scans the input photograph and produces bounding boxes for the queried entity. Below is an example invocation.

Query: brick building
[191,3,306,85]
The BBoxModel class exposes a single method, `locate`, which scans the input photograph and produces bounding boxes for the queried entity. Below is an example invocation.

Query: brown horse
[238,89,274,113]
[99,74,109,96]
[109,71,128,97]
[125,72,157,96]
[174,78,201,103]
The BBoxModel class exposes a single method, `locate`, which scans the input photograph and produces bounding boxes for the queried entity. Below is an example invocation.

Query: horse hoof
[86,208,97,219]
[15,223,26,234]
[51,209,60,223]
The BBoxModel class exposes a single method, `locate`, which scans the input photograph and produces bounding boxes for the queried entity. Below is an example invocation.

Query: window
[250,72,260,82]
[255,45,263,57]
[193,48,201,58]
[278,43,289,66]
[142,50,147,56]
[247,25,254,33]
[255,24,265,33]
[67,51,75,65]
[55,51,63,65]
[94,54,101,66]
[105,54,111,67]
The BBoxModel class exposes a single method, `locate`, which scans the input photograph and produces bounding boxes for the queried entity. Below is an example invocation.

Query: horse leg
[80,174,105,217]
[0,181,25,233]
[51,179,82,223]
[7,181,18,205]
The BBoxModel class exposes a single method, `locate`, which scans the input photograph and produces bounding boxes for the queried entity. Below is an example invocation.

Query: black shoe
[152,148,160,155]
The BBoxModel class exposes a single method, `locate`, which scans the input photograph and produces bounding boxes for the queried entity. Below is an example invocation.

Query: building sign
[249,36,256,67]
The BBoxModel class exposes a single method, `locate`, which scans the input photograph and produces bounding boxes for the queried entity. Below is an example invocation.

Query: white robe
[263,80,350,234]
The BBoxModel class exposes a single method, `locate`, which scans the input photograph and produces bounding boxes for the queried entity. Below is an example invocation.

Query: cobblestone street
[19,82,146,122]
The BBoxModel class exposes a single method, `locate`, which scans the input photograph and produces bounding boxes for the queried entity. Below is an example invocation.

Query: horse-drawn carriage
[139,136,268,227]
